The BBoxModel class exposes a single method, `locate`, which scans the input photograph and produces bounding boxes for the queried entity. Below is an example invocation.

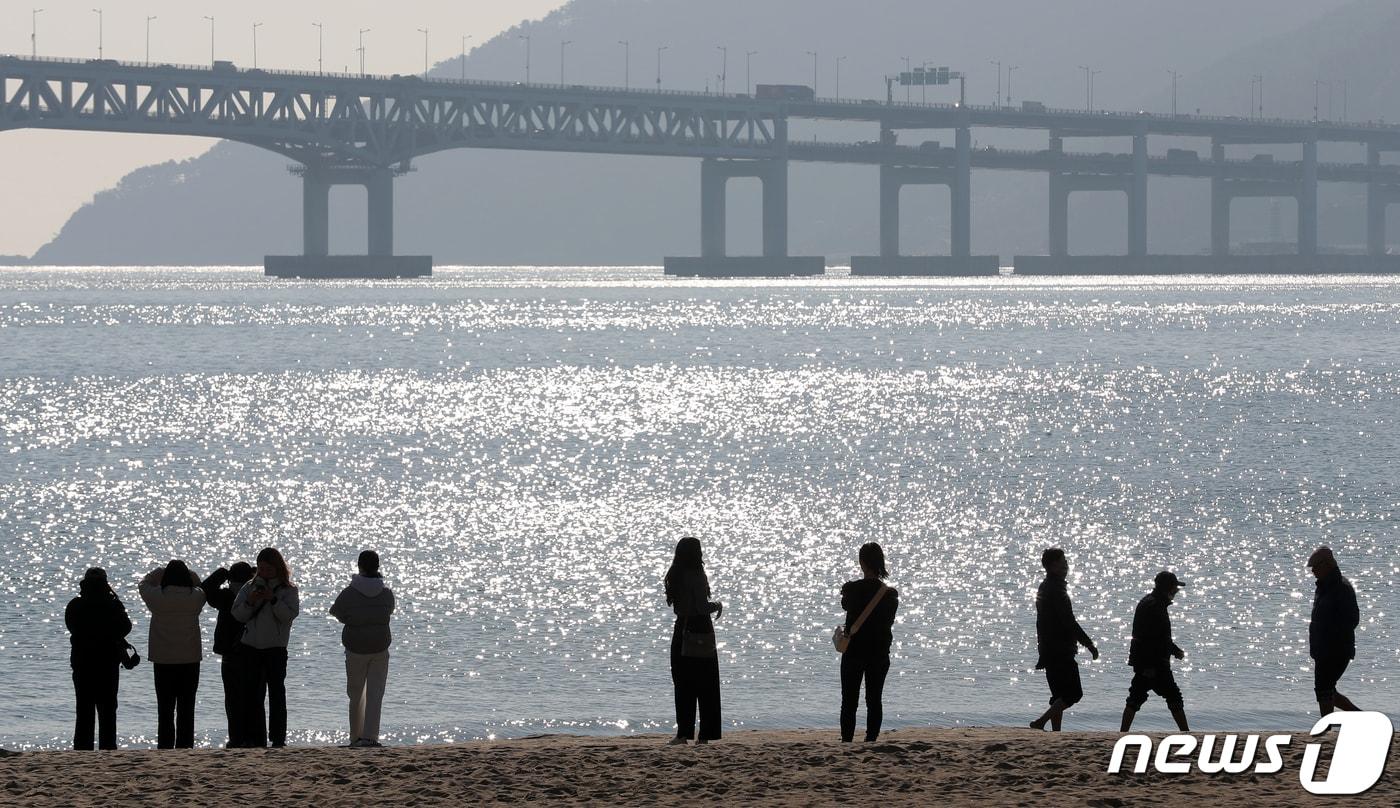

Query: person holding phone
[664,536,723,745]
[232,547,300,748]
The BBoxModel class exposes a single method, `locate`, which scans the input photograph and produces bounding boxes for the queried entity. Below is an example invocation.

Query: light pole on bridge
[461,35,471,81]
[835,55,846,100]
[1006,65,1019,107]
[91,8,102,60]
[252,22,262,70]
[805,50,818,96]
[901,56,911,102]
[30,8,42,60]
[312,22,323,76]
[560,40,571,85]
[990,58,1001,109]
[1167,69,1180,116]
[358,28,370,77]
[656,45,667,90]
[745,50,757,96]
[204,16,215,66]
[518,34,531,83]
[418,28,429,79]
[618,40,629,89]
[145,15,156,66]
[1077,65,1100,112]
[716,46,727,94]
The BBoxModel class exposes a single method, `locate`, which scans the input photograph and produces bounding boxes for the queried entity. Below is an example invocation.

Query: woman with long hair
[139,558,207,748]
[232,547,300,747]
[838,542,899,743]
[65,567,133,749]
[664,536,724,744]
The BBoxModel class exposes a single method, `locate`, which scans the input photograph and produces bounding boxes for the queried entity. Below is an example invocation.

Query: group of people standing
[64,548,394,750]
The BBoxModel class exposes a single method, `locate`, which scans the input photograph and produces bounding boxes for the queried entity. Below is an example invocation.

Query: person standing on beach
[1120,571,1189,732]
[139,559,207,749]
[65,567,134,750]
[838,542,899,743]
[1030,548,1098,731]
[202,561,254,747]
[330,550,396,748]
[232,547,300,748]
[1308,546,1361,715]
[664,536,724,745]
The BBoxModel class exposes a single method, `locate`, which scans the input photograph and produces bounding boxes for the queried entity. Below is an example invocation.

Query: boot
[1317,699,1335,716]
[1169,704,1190,732]
[1119,706,1137,733]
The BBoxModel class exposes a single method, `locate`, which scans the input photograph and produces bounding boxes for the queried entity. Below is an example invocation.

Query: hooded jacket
[139,568,207,665]
[1310,568,1359,660]
[231,577,300,650]
[329,574,396,654]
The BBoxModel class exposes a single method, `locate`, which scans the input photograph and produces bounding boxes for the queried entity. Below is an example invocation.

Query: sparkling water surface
[1,266,1397,749]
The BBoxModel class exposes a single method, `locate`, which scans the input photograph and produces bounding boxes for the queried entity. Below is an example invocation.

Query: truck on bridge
[756,84,815,101]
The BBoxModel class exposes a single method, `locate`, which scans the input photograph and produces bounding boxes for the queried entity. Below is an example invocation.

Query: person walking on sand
[65,567,134,750]
[232,547,300,748]
[1308,546,1362,715]
[1120,570,1189,732]
[664,536,724,745]
[330,550,396,748]
[139,559,207,749]
[1030,548,1098,731]
[201,561,254,747]
[837,542,899,743]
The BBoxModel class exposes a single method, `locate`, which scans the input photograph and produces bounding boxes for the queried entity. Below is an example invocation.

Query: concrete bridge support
[1299,136,1319,257]
[1130,133,1149,257]
[1366,144,1400,256]
[1049,172,1133,256]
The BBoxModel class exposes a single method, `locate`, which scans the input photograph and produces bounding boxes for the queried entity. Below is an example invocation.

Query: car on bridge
[755,84,815,101]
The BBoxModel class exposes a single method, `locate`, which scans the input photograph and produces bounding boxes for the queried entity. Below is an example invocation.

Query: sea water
[1,266,1396,749]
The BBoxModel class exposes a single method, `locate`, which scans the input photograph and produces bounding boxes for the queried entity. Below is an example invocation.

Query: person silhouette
[139,559,207,748]
[1120,571,1189,732]
[201,561,254,747]
[65,567,133,750]
[231,547,300,748]
[838,542,899,743]
[330,550,396,748]
[1308,546,1361,715]
[1030,548,1098,731]
[664,536,723,745]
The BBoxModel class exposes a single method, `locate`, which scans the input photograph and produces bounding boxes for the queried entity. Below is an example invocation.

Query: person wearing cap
[65,567,133,750]
[1120,570,1189,732]
[1308,547,1361,715]
[1030,548,1098,731]
[202,561,255,747]
[329,550,396,748]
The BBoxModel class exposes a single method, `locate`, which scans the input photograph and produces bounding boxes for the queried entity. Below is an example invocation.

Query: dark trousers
[72,662,120,750]
[840,653,891,742]
[153,662,200,749]
[670,620,721,740]
[220,649,250,747]
[241,646,289,747]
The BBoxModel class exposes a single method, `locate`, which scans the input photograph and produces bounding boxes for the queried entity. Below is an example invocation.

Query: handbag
[680,615,718,659]
[833,583,889,654]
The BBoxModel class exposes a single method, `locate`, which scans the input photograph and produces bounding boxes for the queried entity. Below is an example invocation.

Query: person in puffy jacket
[201,561,254,747]
[1308,546,1362,715]
[330,550,396,748]
[139,559,207,748]
[65,567,133,750]
[231,547,300,748]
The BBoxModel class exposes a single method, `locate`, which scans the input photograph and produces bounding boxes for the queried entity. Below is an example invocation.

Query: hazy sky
[0,0,565,256]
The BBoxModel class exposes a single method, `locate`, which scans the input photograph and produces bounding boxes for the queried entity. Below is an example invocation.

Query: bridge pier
[668,158,823,277]
[1047,131,1147,258]
[1365,144,1400,256]
[1299,136,1319,257]
[1130,132,1149,257]
[267,164,430,278]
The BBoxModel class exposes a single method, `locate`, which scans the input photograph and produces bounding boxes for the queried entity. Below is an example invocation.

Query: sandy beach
[2,727,1394,806]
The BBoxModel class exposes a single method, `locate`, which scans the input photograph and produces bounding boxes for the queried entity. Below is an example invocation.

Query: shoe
[696,739,709,745]
[667,737,688,746]
[349,738,383,748]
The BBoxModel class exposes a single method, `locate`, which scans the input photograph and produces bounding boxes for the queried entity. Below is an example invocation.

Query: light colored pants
[345,650,390,743]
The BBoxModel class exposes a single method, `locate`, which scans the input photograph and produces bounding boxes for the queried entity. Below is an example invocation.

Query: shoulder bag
[833,584,888,654]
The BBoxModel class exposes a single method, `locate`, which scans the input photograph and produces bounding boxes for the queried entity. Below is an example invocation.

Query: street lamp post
[145,15,156,65]
[518,34,531,83]
[656,45,667,90]
[1314,79,1320,121]
[252,22,262,69]
[716,46,727,95]
[835,55,846,100]
[461,35,471,81]
[91,8,102,60]
[313,22,323,75]
[30,8,42,60]
[418,28,429,79]
[358,28,370,77]
[805,50,818,96]
[901,56,911,102]
[204,16,215,66]
[1167,69,1180,116]
[989,58,1001,108]
[1006,65,1019,107]
[618,40,629,89]
[745,50,757,95]
[1077,65,1099,112]
[560,40,571,85]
